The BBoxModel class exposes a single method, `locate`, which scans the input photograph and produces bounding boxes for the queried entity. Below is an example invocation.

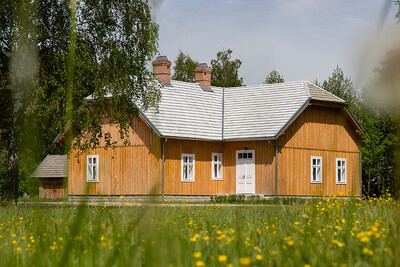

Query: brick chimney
[152,55,171,84]
[195,63,212,88]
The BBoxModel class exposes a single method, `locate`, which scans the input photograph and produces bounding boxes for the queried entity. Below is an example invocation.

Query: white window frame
[311,156,322,183]
[336,158,347,184]
[181,154,195,182]
[87,155,99,182]
[212,153,223,180]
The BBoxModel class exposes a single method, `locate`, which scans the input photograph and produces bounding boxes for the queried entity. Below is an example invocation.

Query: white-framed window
[311,156,322,183]
[336,158,347,184]
[181,154,195,182]
[212,153,223,180]
[87,155,99,182]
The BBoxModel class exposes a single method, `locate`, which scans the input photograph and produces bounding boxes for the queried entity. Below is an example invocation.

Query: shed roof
[31,155,68,178]
[141,80,345,140]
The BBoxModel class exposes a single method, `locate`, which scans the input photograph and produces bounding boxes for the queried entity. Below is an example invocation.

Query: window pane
[317,167,321,179]
[342,169,346,181]
[214,156,217,162]
[238,153,242,159]
[218,163,222,177]
[218,155,222,162]
[88,157,92,164]
[189,165,193,178]
[248,153,252,159]
[183,156,187,163]
[342,160,345,167]
[317,159,321,165]
[338,161,341,167]
[93,157,96,164]
[243,153,248,159]
[338,170,341,182]
[88,166,93,179]
[312,159,316,165]
[93,166,97,180]
[183,166,187,179]
[312,168,316,181]
[189,157,193,163]
[214,164,217,178]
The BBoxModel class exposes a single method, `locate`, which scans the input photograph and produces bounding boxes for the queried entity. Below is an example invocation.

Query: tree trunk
[368,167,370,197]
[2,115,19,203]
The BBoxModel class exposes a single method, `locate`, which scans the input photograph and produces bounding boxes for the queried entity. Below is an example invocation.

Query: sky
[152,0,399,86]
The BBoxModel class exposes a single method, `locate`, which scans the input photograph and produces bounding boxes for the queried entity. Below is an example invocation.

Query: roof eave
[274,98,311,139]
[30,154,49,178]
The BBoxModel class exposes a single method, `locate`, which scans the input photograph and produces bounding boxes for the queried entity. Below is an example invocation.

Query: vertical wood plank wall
[277,104,361,196]
[68,116,162,195]
[68,104,361,197]
[39,178,65,199]
[163,140,275,195]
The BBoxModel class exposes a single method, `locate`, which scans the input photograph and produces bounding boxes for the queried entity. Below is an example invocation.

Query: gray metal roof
[304,81,345,103]
[144,81,223,140]
[141,80,345,140]
[31,155,68,178]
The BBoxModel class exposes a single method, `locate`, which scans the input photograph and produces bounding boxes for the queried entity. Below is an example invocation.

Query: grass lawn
[0,197,398,266]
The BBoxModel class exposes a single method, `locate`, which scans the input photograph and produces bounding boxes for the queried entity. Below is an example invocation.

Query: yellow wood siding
[163,140,275,195]
[68,116,162,195]
[277,104,361,196]
[68,104,361,197]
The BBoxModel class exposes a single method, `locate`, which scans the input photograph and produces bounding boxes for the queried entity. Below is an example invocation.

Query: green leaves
[172,50,198,82]
[211,48,243,87]
[264,70,285,84]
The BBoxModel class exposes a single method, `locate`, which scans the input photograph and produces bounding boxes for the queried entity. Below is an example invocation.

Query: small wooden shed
[31,154,67,199]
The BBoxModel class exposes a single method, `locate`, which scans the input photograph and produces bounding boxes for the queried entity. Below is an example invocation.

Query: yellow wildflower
[239,257,252,266]
[256,254,263,260]
[195,260,205,267]
[218,255,227,262]
[193,252,202,259]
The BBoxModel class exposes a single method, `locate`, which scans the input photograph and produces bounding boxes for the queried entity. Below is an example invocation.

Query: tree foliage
[0,0,160,199]
[171,50,198,82]
[316,65,358,108]
[211,48,243,87]
[264,70,285,84]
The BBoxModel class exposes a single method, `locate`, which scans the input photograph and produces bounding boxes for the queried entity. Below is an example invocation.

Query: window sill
[181,180,195,183]
[336,182,347,185]
[311,181,322,184]
[87,180,99,183]
[212,178,223,181]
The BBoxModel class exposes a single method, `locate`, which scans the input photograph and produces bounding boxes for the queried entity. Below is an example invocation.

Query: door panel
[236,150,255,194]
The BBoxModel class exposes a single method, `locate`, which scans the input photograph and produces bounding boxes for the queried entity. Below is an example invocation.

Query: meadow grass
[0,197,399,267]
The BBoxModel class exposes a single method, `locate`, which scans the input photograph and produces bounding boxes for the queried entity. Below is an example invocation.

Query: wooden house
[58,56,363,198]
[31,154,67,199]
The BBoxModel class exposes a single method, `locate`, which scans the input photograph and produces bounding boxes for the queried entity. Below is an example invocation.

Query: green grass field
[0,197,399,267]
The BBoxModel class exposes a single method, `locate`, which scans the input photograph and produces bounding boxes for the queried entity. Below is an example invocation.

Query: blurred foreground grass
[0,197,399,266]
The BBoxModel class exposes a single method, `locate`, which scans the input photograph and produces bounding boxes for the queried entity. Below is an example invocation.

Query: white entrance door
[236,150,255,194]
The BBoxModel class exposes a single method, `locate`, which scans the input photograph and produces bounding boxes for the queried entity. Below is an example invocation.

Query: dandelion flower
[195,260,205,267]
[218,255,227,262]
[256,254,263,260]
[193,252,202,259]
[239,257,251,266]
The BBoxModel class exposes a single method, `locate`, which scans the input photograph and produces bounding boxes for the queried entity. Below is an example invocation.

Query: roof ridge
[302,81,311,98]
